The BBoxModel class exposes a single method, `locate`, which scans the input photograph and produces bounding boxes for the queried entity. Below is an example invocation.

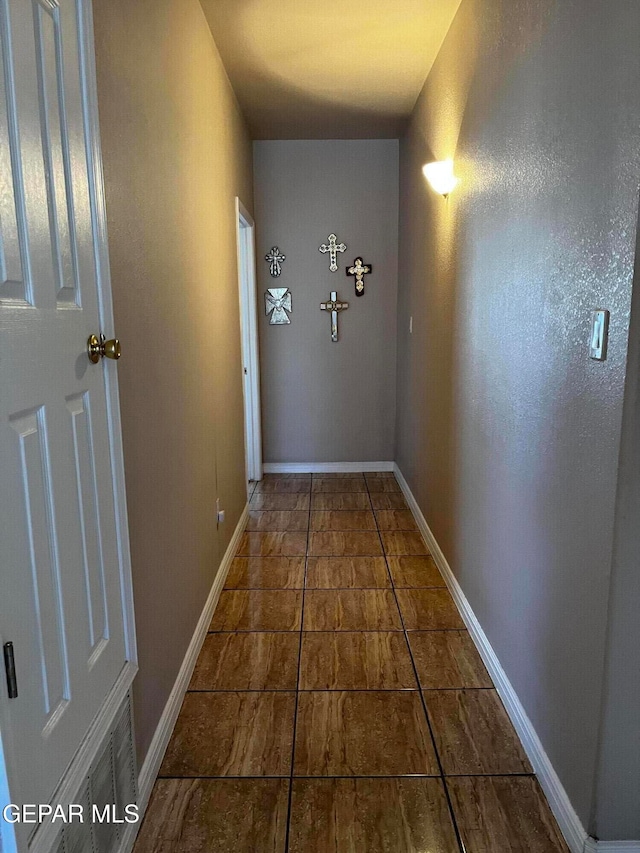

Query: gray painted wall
[594,209,640,840]
[395,0,640,837]
[254,140,398,464]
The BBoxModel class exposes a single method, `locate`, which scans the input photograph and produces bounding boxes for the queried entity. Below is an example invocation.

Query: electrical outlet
[216,498,225,525]
[409,316,413,334]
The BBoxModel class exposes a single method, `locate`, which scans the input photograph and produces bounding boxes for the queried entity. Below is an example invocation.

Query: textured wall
[93,0,253,766]
[594,207,640,840]
[396,0,640,835]
[254,140,398,464]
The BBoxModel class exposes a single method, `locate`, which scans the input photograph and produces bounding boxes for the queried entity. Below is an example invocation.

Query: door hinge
[3,642,18,698]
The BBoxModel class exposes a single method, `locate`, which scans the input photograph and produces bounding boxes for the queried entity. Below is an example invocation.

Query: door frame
[235,197,263,484]
[0,1,137,849]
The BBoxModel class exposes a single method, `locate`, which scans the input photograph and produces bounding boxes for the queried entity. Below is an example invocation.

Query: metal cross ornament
[319,233,346,272]
[265,287,292,324]
[265,246,286,277]
[320,291,349,342]
[346,257,372,296]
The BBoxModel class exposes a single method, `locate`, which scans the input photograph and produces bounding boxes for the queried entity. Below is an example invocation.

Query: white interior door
[0,0,134,823]
[235,198,262,484]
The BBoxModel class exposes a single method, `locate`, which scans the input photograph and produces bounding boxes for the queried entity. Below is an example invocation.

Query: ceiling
[200,0,462,139]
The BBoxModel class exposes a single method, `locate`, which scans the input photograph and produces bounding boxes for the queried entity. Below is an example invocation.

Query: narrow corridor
[135,473,569,852]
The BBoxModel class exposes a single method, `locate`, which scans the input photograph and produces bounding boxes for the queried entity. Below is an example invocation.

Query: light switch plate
[590,309,609,361]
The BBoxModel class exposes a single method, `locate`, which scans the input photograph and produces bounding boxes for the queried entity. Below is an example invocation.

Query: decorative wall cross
[319,233,346,272]
[320,291,349,342]
[265,287,292,324]
[265,246,286,277]
[346,257,372,297]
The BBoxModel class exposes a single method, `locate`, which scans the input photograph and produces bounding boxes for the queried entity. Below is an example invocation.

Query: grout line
[155,771,537,780]
[365,475,467,853]
[283,491,311,851]
[207,627,468,633]
[223,586,446,590]
[184,687,496,693]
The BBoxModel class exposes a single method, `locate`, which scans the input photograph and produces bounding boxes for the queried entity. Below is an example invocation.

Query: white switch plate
[590,309,610,361]
[409,316,413,334]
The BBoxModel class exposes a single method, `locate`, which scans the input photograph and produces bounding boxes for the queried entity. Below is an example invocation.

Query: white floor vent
[48,695,137,853]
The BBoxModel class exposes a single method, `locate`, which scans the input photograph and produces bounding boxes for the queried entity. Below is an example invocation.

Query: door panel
[0,0,31,306]
[0,0,130,813]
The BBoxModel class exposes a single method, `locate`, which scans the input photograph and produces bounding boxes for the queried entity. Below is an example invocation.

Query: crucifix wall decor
[346,257,372,297]
[320,291,349,342]
[265,287,292,324]
[319,233,346,272]
[265,246,285,277]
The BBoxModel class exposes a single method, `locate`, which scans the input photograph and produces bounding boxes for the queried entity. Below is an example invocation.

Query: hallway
[134,473,568,852]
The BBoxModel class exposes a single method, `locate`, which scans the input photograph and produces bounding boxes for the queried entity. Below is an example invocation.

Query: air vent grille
[44,694,137,853]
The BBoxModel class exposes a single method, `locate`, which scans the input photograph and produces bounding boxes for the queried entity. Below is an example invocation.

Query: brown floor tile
[189,633,300,690]
[381,531,429,556]
[250,493,310,511]
[424,689,532,775]
[306,556,390,588]
[409,631,492,689]
[246,511,309,531]
[289,778,458,853]
[134,778,289,853]
[210,590,302,631]
[263,473,311,480]
[366,478,401,493]
[375,509,418,531]
[364,472,396,479]
[310,510,376,531]
[225,556,305,589]
[299,632,417,690]
[254,479,311,494]
[447,776,569,852]
[396,589,465,630]
[160,692,295,776]
[309,531,383,557]
[312,478,368,493]
[293,691,439,776]
[237,532,307,556]
[311,492,372,510]
[313,472,365,479]
[387,556,445,588]
[370,492,409,510]
[303,590,403,630]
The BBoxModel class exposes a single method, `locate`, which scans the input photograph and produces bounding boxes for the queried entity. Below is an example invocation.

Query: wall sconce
[422,159,458,198]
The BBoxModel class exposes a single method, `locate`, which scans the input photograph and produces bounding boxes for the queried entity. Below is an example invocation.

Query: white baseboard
[595,844,640,852]
[121,503,249,853]
[394,464,594,853]
[263,461,394,474]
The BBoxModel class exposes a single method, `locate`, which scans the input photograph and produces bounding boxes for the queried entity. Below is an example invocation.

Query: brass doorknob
[87,334,121,364]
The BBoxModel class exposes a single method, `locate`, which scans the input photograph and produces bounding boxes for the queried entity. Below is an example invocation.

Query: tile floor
[134,473,570,853]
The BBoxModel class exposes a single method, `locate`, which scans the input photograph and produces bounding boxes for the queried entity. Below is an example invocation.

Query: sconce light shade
[423,159,458,197]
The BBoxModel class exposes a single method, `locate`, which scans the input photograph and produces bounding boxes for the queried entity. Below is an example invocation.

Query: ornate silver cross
[319,233,346,272]
[265,287,292,324]
[320,291,349,342]
[265,246,286,277]
[346,257,372,297]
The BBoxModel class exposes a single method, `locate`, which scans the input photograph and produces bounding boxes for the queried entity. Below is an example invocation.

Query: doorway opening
[235,197,263,492]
